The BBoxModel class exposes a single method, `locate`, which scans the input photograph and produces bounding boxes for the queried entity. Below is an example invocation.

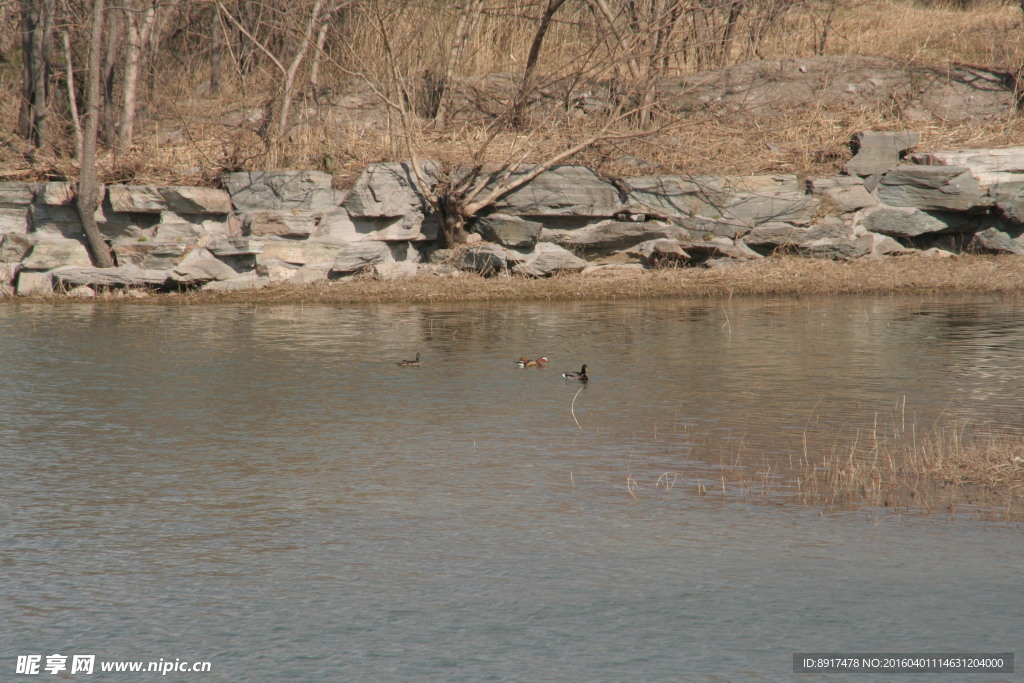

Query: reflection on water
[0,297,1022,681]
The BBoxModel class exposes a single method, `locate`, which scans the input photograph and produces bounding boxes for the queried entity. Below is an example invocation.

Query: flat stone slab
[877,165,988,211]
[490,165,622,217]
[541,220,689,254]
[21,238,93,269]
[627,174,816,225]
[910,147,1024,187]
[223,170,343,211]
[846,130,918,176]
[51,265,170,288]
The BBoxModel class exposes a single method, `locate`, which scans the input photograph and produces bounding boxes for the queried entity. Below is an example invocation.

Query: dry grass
[104,254,1024,306]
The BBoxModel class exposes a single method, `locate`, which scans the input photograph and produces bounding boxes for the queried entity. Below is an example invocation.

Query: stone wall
[3,131,1024,297]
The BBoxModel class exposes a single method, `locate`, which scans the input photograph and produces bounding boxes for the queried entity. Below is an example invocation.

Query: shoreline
[7,254,1024,305]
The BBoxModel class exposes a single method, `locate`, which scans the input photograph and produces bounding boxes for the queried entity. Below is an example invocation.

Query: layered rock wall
[3,132,1024,297]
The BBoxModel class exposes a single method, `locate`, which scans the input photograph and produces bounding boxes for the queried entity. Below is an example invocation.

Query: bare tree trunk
[116,0,158,152]
[78,0,116,269]
[509,0,568,130]
[210,4,224,94]
[101,8,120,145]
[18,0,55,149]
[309,17,329,88]
[432,0,484,129]
[62,28,82,155]
[276,0,324,138]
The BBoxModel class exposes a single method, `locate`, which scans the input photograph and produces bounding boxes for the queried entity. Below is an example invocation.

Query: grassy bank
[123,254,1024,305]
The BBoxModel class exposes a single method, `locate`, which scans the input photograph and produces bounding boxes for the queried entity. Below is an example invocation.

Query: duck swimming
[562,364,588,382]
[398,352,421,366]
[527,356,548,367]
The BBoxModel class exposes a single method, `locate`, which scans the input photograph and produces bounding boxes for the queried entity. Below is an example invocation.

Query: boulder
[806,176,878,213]
[858,206,997,238]
[50,264,170,289]
[846,130,918,176]
[112,241,191,269]
[243,210,320,238]
[316,207,436,242]
[540,220,689,254]
[455,242,513,275]
[207,237,263,257]
[624,238,690,266]
[988,182,1024,225]
[158,186,232,214]
[489,165,622,217]
[877,166,988,211]
[330,241,393,275]
[201,273,273,292]
[107,185,165,212]
[29,204,83,238]
[15,270,53,296]
[472,213,543,248]
[343,161,434,218]
[169,249,237,285]
[677,237,761,261]
[258,239,340,265]
[38,182,77,206]
[909,147,1024,187]
[0,207,29,234]
[627,174,816,225]
[0,182,36,207]
[1,233,32,262]
[21,239,93,269]
[743,219,857,257]
[971,227,1024,255]
[255,258,299,281]
[223,170,343,211]
[514,242,587,277]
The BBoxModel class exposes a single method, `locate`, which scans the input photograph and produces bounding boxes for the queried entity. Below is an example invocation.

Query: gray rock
[972,227,1024,255]
[343,162,435,218]
[1,233,32,262]
[207,237,263,257]
[29,204,83,238]
[514,242,587,277]
[0,182,36,207]
[540,220,689,254]
[858,206,994,238]
[201,273,273,292]
[877,165,987,211]
[21,239,93,269]
[677,238,761,261]
[169,250,238,285]
[846,130,918,176]
[627,174,816,225]
[159,186,232,214]
[806,176,878,213]
[455,243,512,275]
[107,185,165,212]
[258,239,340,265]
[112,241,190,269]
[153,221,204,243]
[0,207,29,234]
[909,147,1024,187]
[624,238,690,266]
[330,241,393,275]
[316,206,436,243]
[472,213,543,248]
[243,210,320,238]
[223,170,343,211]
[988,182,1024,225]
[291,263,332,285]
[16,270,53,295]
[38,182,77,206]
[50,264,170,289]
[743,218,856,256]
[490,165,622,217]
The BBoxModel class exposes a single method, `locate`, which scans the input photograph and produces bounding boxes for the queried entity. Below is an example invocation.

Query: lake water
[1,297,1021,681]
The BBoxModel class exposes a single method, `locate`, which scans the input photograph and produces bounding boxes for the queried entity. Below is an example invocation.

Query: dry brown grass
[129,254,1024,306]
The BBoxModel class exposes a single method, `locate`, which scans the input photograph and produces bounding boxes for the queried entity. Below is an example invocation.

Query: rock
[21,239,93,269]
[743,218,857,257]
[223,170,343,211]
[207,237,262,257]
[50,264,170,289]
[490,165,622,217]
[862,232,916,258]
[677,237,761,261]
[857,206,995,238]
[158,186,232,214]
[291,263,332,285]
[258,239,340,265]
[29,204,83,238]
[343,161,434,218]
[112,241,191,269]
[243,210,320,237]
[201,272,273,291]
[910,147,1024,187]
[540,219,689,255]
[330,241,393,275]
[316,207,436,243]
[846,130,918,176]
[806,176,878,213]
[0,182,36,207]
[38,182,77,206]
[674,215,748,239]
[471,213,543,248]
[255,258,299,281]
[971,227,1024,255]
[514,242,587,277]
[15,270,52,296]
[169,250,237,285]
[627,174,816,225]
[1,233,32,262]
[152,221,204,242]
[373,261,418,280]
[624,238,690,266]
[988,182,1024,225]
[455,243,512,275]
[107,185,165,212]
[0,207,29,234]
[877,165,987,211]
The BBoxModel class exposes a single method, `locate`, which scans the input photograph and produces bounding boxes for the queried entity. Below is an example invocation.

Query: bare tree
[77,0,115,268]
[115,0,159,152]
[509,0,568,130]
[431,0,484,129]
[18,0,56,150]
